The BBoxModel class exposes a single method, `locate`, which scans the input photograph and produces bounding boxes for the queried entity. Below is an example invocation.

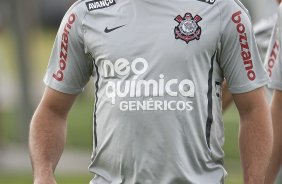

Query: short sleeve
[269,4,282,90]
[264,20,279,78]
[218,0,269,94]
[43,3,93,94]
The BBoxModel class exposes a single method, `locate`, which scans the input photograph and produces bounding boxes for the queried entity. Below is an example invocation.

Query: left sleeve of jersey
[218,0,269,94]
[269,4,282,90]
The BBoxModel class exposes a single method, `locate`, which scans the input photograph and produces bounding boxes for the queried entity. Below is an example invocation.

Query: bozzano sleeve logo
[231,11,256,81]
[53,13,76,81]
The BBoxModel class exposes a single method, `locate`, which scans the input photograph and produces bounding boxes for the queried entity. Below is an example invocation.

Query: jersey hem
[229,78,269,94]
[43,77,84,94]
[268,81,282,91]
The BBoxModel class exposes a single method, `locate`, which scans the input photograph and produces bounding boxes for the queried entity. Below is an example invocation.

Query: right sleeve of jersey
[217,0,269,94]
[264,20,279,79]
[269,4,282,90]
[269,54,282,91]
[43,3,93,94]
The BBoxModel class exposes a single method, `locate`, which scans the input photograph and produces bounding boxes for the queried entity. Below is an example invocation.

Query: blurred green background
[0,0,278,183]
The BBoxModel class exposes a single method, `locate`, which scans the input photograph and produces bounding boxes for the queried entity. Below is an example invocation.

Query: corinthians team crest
[174,13,202,44]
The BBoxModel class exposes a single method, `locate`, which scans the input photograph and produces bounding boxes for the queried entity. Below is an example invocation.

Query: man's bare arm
[29,87,77,184]
[265,90,282,183]
[232,87,273,184]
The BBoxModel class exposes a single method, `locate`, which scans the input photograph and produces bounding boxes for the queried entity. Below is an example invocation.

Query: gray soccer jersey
[268,4,282,91]
[44,0,269,183]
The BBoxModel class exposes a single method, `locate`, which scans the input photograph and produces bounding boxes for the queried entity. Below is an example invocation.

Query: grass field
[0,29,243,183]
[0,173,93,184]
[0,171,242,184]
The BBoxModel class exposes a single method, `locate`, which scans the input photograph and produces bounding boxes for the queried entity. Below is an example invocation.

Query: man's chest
[82,0,220,66]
